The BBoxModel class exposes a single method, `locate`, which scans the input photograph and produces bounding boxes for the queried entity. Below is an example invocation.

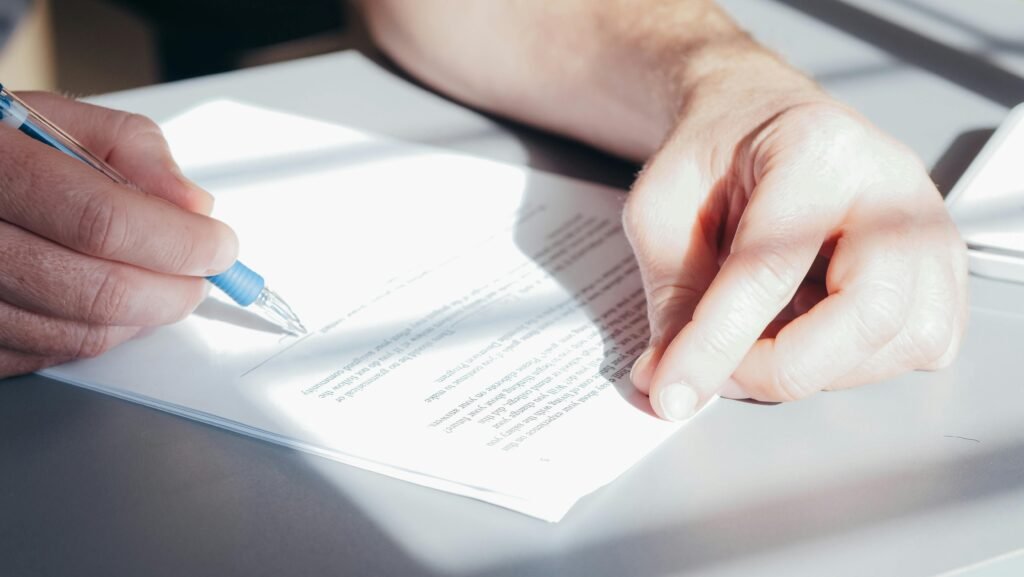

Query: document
[42,101,700,522]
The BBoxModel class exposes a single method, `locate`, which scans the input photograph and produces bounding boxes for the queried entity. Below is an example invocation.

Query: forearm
[359,0,821,161]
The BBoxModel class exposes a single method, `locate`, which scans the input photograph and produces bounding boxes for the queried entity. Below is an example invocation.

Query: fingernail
[630,347,654,387]
[718,379,748,399]
[658,382,699,421]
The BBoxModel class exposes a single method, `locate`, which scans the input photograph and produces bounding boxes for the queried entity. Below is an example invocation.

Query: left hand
[358,0,969,421]
[625,75,968,420]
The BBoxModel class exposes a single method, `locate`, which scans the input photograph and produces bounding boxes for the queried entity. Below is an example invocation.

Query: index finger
[16,92,214,215]
[647,171,844,420]
[0,123,237,276]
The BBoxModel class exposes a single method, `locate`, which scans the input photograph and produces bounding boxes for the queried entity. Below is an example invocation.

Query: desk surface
[4,1,1024,576]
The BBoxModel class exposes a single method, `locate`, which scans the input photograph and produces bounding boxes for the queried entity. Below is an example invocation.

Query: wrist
[601,15,829,161]
[652,44,833,167]
[674,45,826,130]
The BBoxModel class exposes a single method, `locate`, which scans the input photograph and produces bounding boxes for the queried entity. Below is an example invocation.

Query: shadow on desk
[5,373,1024,577]
[470,440,1024,577]
[771,0,1024,108]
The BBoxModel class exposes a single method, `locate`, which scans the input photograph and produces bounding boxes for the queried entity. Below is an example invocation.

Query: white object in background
[947,103,1024,284]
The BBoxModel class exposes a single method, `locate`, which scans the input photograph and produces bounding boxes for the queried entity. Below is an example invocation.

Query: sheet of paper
[42,101,697,522]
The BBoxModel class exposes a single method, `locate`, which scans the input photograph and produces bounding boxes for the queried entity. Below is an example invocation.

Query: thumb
[18,92,214,215]
[623,152,721,395]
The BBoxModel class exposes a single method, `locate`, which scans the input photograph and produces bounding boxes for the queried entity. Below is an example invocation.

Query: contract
[43,101,707,522]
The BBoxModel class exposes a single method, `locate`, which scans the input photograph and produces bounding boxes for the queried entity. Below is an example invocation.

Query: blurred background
[0,0,374,94]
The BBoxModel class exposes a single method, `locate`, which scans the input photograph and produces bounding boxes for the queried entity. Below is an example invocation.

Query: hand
[0,92,237,377]
[359,0,968,419]
[625,73,968,420]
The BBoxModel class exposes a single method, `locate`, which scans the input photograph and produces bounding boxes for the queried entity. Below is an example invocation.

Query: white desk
[3,1,1024,575]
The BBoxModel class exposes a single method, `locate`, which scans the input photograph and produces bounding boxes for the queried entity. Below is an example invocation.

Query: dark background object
[112,0,346,80]
[0,0,31,50]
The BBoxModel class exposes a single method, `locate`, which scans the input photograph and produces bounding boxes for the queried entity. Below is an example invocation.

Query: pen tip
[254,286,308,336]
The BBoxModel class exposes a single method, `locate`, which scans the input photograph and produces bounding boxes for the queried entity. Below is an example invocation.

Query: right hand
[0,92,238,377]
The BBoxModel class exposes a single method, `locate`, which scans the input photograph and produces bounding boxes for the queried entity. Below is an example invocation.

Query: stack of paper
[43,101,695,522]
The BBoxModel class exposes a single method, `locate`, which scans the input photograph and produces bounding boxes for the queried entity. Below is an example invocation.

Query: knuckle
[648,284,702,319]
[770,102,926,194]
[736,376,770,402]
[869,145,924,193]
[887,156,925,190]
[737,371,773,402]
[126,112,160,132]
[774,103,867,162]
[851,280,908,348]
[690,323,736,367]
[72,325,116,359]
[82,268,131,325]
[109,111,170,163]
[772,363,810,402]
[738,246,803,302]
[924,347,957,371]
[165,228,199,274]
[75,193,127,257]
[119,112,164,142]
[646,284,703,345]
[777,102,858,136]
[622,176,695,253]
[908,314,955,366]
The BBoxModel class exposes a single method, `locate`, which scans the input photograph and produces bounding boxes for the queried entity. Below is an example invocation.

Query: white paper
[42,101,694,522]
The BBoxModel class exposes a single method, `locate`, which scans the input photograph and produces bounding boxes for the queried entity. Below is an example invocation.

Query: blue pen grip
[207,261,264,306]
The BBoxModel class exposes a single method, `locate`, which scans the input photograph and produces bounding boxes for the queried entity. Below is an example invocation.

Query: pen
[0,83,307,335]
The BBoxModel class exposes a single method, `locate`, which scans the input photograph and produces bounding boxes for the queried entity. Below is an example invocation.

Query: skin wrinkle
[0,127,40,221]
[0,91,232,375]
[671,108,958,405]
[101,107,138,162]
[909,257,957,366]
[741,207,925,396]
[0,293,132,358]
